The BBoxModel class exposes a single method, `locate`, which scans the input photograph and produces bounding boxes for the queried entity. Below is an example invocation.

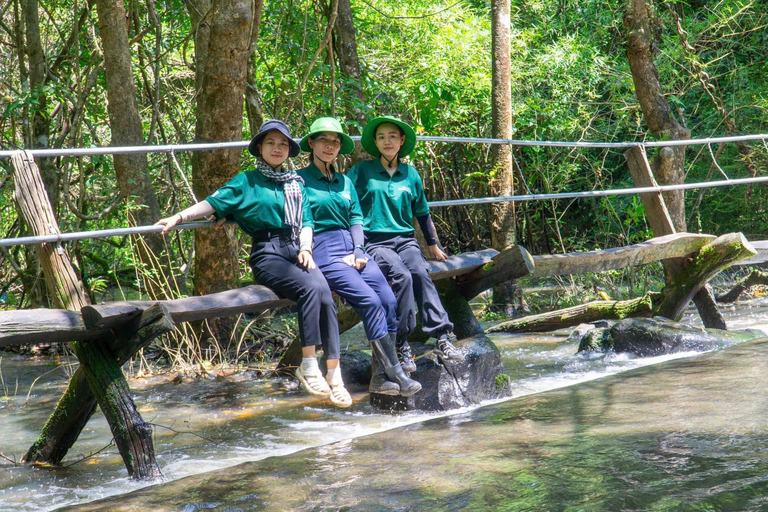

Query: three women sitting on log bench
[156,117,462,408]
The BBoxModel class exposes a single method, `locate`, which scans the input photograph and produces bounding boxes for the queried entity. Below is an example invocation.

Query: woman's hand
[429,244,448,262]
[156,213,182,235]
[298,250,316,270]
[342,253,356,267]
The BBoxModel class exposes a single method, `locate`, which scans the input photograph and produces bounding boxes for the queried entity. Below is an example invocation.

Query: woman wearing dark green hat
[157,120,344,407]
[347,116,463,369]
[298,117,422,401]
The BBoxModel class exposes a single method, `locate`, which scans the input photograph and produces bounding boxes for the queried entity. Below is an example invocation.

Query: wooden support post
[654,233,756,321]
[24,304,174,477]
[625,146,726,328]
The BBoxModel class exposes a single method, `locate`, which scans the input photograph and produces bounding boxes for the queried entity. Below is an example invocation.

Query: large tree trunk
[190,0,253,340]
[624,0,690,231]
[489,0,521,317]
[95,0,167,296]
[335,0,367,164]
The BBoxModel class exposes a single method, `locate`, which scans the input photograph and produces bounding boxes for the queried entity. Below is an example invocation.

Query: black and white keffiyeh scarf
[256,159,305,241]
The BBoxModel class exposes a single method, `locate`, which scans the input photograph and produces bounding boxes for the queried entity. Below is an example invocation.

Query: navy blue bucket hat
[248,119,301,158]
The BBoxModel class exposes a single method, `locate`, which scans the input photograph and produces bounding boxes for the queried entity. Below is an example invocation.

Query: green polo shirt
[347,159,430,234]
[205,170,314,236]
[297,162,363,234]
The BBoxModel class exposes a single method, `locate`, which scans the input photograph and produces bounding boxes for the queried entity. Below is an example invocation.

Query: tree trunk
[245,0,264,136]
[624,0,690,231]
[94,0,168,296]
[190,0,253,340]
[489,0,519,316]
[335,0,367,163]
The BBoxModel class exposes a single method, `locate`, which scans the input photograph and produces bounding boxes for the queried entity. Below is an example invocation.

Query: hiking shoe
[396,338,417,374]
[295,365,331,397]
[435,333,463,361]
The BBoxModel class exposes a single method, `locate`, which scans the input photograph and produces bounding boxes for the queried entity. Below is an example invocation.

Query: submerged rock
[370,335,512,412]
[577,317,765,356]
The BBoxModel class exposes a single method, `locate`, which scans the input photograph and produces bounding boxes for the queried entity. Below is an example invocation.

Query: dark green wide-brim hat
[361,116,417,158]
[299,117,355,155]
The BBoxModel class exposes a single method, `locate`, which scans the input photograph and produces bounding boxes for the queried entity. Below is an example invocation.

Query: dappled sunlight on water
[2,297,768,510]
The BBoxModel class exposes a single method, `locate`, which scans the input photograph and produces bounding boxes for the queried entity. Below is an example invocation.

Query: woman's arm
[156,201,215,235]
[416,214,448,261]
[297,226,316,269]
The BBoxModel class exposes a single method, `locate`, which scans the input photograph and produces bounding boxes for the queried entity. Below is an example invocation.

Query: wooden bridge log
[531,233,715,278]
[23,304,174,474]
[456,245,534,300]
[487,293,656,334]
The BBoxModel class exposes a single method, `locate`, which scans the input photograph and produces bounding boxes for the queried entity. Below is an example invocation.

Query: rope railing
[1,133,767,247]
[1,133,767,158]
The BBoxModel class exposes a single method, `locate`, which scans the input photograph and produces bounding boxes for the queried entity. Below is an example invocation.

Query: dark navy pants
[249,232,340,360]
[365,233,453,339]
[313,229,397,341]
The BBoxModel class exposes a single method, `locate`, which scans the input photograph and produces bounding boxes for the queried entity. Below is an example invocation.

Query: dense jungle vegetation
[0,0,766,348]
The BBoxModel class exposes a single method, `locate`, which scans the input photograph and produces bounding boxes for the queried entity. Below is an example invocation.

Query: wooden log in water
[487,293,656,334]
[716,268,768,303]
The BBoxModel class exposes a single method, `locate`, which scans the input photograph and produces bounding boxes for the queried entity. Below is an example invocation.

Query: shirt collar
[373,159,404,177]
[308,161,340,183]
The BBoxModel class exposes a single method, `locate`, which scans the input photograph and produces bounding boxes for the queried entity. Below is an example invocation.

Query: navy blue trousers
[249,233,340,360]
[365,233,453,338]
[313,229,397,341]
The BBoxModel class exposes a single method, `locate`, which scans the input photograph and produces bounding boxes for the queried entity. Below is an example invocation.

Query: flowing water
[2,297,768,511]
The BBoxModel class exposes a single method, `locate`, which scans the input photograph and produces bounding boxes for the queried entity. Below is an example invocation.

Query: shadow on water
[2,297,768,510]
[62,336,768,511]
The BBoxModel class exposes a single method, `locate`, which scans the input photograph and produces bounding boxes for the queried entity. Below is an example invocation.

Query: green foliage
[1,0,766,315]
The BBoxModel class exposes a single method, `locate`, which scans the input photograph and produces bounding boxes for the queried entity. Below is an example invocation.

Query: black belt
[251,228,293,242]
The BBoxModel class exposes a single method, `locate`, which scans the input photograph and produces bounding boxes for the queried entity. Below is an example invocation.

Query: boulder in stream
[577,317,765,356]
[369,335,512,412]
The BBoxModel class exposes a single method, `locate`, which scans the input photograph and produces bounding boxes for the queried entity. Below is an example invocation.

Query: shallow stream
[2,297,768,511]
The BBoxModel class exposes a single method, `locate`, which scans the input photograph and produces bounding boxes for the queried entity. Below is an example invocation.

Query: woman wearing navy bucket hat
[156,120,348,407]
[347,116,464,370]
[297,117,421,400]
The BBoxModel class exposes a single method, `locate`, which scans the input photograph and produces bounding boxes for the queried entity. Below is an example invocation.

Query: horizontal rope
[3,174,768,247]
[1,133,767,159]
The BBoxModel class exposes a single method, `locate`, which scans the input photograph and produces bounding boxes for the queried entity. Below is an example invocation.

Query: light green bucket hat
[300,117,355,155]
[361,116,417,158]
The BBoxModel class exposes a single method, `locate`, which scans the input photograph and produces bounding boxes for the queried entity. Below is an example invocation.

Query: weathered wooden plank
[426,249,499,281]
[82,285,293,329]
[531,233,716,279]
[0,308,109,348]
[456,245,534,299]
[624,146,675,237]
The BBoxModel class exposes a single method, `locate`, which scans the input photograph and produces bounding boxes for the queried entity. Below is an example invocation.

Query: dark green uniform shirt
[205,170,314,236]
[297,162,363,234]
[347,159,430,234]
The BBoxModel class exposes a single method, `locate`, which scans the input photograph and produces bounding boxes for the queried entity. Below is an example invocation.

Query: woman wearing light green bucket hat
[297,117,422,405]
[348,116,464,373]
